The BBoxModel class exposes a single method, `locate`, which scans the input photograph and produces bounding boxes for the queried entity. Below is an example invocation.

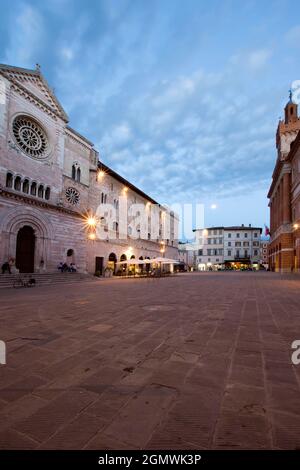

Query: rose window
[65,187,80,205]
[12,115,48,158]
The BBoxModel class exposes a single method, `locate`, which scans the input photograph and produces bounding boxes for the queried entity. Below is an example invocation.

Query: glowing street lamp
[87,216,97,228]
[97,169,105,181]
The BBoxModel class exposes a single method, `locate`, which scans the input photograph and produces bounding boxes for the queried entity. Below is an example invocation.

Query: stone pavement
[0,271,300,449]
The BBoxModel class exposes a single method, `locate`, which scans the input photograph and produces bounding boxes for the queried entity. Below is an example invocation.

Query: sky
[1,0,300,235]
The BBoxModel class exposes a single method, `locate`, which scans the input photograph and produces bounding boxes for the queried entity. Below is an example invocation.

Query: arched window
[72,165,76,180]
[6,172,13,188]
[76,167,81,183]
[22,179,29,194]
[30,182,37,196]
[14,176,21,191]
[38,184,44,198]
[45,187,50,200]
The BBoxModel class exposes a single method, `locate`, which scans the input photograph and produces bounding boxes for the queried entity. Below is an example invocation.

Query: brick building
[0,64,178,275]
[268,93,300,272]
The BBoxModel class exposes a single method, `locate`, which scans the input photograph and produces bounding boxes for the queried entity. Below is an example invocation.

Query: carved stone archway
[0,207,54,272]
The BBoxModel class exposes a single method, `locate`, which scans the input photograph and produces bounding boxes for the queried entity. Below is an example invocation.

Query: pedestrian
[1,261,11,274]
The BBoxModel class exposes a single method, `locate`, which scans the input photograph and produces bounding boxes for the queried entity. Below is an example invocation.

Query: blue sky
[1,0,300,232]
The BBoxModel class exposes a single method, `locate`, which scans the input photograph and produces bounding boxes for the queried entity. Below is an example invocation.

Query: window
[244,233,248,238]
[254,249,258,256]
[207,249,212,256]
[45,187,50,200]
[38,184,44,198]
[72,164,81,182]
[30,182,37,196]
[22,179,29,194]
[254,233,258,238]
[228,250,231,256]
[214,230,217,235]
[12,115,48,159]
[228,241,231,247]
[228,233,231,238]
[65,187,80,205]
[14,176,21,191]
[236,233,240,238]
[198,249,203,256]
[6,172,13,188]
[208,239,211,244]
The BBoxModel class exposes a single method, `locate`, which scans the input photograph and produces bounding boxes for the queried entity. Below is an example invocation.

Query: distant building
[194,227,224,270]
[189,225,262,270]
[268,93,300,272]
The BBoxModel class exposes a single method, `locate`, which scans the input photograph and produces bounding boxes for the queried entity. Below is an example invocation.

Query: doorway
[95,256,104,275]
[16,226,35,273]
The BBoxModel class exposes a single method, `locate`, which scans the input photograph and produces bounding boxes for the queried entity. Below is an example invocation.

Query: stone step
[0,272,98,289]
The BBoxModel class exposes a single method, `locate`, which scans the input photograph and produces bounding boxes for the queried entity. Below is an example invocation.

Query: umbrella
[148,257,180,264]
[116,259,151,265]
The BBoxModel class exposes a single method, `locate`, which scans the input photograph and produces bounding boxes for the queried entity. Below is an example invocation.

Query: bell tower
[284,90,298,124]
[276,90,300,161]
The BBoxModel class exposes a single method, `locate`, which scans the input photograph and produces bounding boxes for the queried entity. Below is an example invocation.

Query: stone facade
[0,64,178,274]
[268,94,300,272]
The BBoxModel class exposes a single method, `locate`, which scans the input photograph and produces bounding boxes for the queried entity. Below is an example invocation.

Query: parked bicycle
[13,275,36,288]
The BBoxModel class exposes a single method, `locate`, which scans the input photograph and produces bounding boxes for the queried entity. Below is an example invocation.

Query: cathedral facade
[0,64,178,275]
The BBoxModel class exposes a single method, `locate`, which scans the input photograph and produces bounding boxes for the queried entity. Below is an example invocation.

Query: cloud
[1,0,291,228]
[285,25,300,44]
[247,48,272,70]
[231,48,272,71]
[3,4,44,66]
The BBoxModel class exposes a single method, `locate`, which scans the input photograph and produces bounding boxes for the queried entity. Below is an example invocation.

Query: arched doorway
[120,254,127,273]
[16,226,35,273]
[108,252,117,274]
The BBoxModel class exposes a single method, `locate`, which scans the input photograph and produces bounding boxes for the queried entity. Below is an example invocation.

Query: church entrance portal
[16,226,35,273]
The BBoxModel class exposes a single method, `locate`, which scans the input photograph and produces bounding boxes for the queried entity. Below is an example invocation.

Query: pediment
[0,64,68,122]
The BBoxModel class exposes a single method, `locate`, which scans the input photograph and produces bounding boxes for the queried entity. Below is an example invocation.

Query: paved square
[0,272,300,449]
